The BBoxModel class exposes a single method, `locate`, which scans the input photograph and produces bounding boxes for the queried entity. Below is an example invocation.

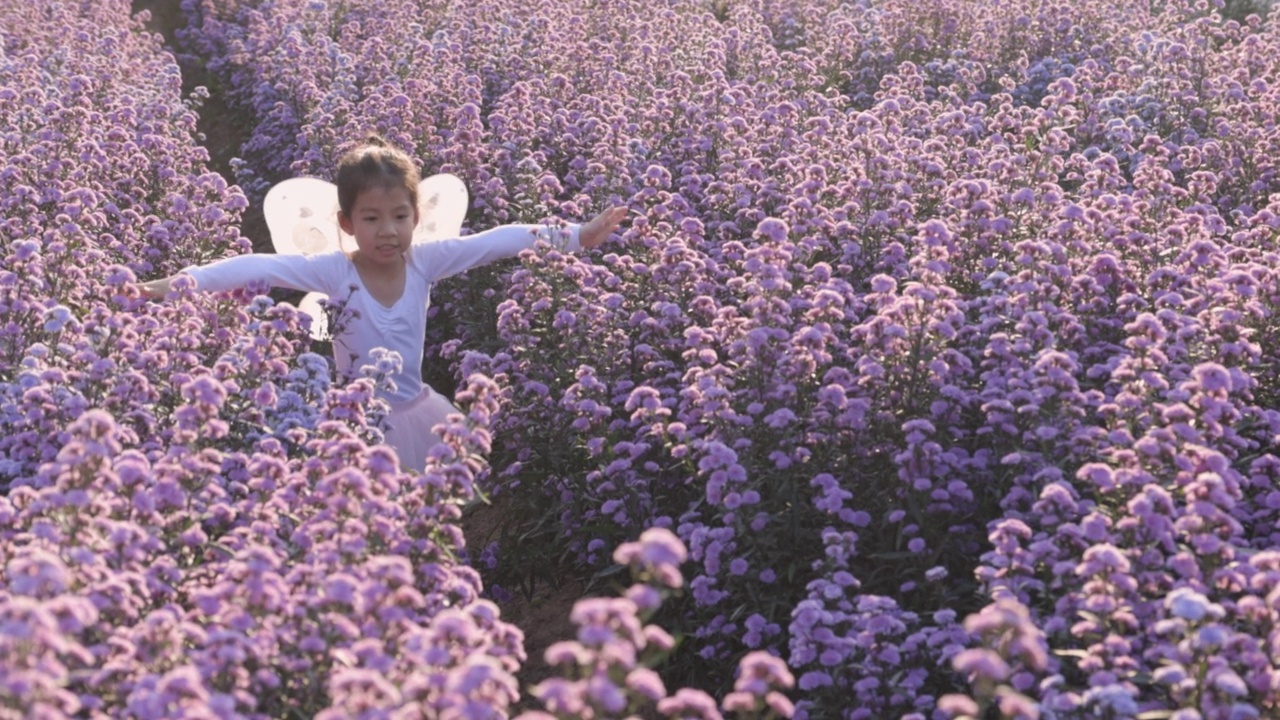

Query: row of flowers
[2,2,806,717]
[1,2,517,717]
[177,0,1280,716]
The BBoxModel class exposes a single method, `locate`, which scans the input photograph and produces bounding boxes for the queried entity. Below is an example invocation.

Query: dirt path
[462,498,583,691]
[134,0,270,251]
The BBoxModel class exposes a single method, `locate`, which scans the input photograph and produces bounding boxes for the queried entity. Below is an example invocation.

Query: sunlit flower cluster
[0,2,530,716]
[7,0,1280,717]
[186,0,1280,715]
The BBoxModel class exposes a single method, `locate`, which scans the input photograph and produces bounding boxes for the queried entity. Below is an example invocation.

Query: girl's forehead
[353,184,415,209]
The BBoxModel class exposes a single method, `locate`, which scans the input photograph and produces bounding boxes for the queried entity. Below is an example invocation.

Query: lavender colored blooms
[0,4,528,715]
[614,527,689,589]
[6,0,1280,716]
[520,530,791,719]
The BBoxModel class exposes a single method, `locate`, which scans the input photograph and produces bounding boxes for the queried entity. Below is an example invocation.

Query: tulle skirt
[384,385,458,473]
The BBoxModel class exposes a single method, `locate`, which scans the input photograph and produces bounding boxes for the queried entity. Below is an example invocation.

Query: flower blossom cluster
[182,0,1280,715]
[516,528,795,720]
[8,0,1280,717]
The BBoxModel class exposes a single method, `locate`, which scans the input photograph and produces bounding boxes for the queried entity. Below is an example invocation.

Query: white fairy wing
[264,177,343,342]
[296,292,331,342]
[414,174,468,241]
[264,177,344,256]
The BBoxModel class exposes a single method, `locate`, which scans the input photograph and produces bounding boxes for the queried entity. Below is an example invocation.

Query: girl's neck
[352,249,405,276]
[351,250,408,308]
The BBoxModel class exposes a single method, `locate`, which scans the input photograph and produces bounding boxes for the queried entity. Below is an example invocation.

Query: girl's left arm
[411,223,581,283]
[411,206,627,282]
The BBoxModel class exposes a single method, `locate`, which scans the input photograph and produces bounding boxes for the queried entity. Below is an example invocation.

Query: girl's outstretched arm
[411,206,629,283]
[137,253,344,299]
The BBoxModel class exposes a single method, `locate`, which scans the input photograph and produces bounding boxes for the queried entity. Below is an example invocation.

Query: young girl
[142,135,627,472]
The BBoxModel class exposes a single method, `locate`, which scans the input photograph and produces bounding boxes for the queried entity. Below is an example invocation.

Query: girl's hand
[579,206,629,249]
[139,277,173,299]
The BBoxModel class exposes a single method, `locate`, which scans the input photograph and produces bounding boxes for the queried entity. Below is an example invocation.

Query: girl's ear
[338,212,354,237]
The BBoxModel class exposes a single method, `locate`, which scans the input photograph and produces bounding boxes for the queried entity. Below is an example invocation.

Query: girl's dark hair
[334,134,420,217]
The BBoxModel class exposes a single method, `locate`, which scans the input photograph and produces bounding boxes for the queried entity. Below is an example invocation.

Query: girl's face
[338,184,419,268]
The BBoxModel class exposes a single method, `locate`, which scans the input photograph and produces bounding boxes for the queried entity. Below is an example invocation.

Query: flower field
[4,0,1280,717]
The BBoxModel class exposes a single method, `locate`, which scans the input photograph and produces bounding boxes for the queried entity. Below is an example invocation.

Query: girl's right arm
[140,252,343,299]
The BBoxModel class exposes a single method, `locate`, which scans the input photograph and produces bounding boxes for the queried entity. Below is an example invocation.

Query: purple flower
[1191,362,1233,394]
[938,694,980,716]
[953,649,1011,682]
[756,218,790,243]
[657,688,723,720]
[42,305,74,333]
[586,672,627,713]
[625,584,663,612]
[614,527,687,588]
[996,688,1040,719]
[7,549,70,597]
[1166,587,1221,622]
[626,667,666,701]
[735,650,795,691]
[529,678,586,715]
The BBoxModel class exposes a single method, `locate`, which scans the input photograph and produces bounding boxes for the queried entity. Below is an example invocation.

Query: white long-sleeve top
[184,224,581,403]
